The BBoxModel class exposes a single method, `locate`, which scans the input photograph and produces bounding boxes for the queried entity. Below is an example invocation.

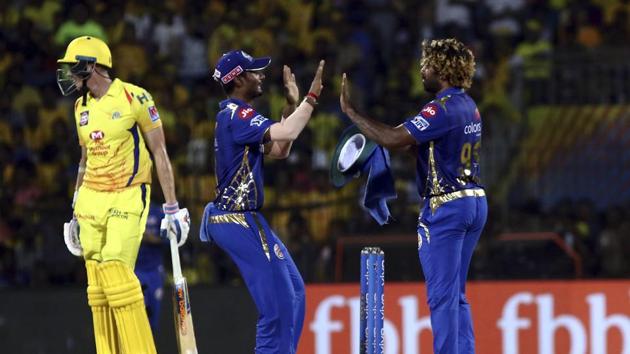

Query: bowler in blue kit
[200,50,324,353]
[340,38,487,354]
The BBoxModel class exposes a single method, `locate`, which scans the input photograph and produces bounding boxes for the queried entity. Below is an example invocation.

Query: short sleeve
[403,102,451,143]
[230,106,274,145]
[130,88,163,133]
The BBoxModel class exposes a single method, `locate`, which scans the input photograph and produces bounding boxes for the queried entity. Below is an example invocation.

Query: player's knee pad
[86,260,107,307]
[97,261,144,308]
[87,285,108,307]
[86,261,120,353]
[97,261,156,353]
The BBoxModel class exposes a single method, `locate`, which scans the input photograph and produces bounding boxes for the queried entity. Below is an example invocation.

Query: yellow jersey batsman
[57,36,190,354]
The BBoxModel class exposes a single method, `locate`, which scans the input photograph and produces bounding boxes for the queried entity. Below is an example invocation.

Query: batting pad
[86,260,119,354]
[98,261,156,354]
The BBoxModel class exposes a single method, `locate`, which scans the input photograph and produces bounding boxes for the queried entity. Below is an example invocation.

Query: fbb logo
[90,130,105,141]
[301,282,630,354]
[420,104,438,118]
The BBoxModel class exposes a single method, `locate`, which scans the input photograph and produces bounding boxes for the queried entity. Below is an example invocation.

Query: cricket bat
[168,227,198,354]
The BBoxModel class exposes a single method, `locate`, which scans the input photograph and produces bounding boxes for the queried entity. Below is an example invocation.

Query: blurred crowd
[1,0,629,288]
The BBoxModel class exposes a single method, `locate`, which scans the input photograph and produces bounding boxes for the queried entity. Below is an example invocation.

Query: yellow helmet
[57,36,112,69]
[56,36,111,96]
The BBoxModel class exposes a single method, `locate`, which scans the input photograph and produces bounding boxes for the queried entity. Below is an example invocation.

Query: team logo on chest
[112,111,121,120]
[79,111,89,126]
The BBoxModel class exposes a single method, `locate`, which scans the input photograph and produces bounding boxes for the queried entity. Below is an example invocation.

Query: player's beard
[423,75,441,94]
[248,83,263,99]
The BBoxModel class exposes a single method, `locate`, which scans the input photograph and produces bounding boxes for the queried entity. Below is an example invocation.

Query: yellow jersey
[74,78,162,191]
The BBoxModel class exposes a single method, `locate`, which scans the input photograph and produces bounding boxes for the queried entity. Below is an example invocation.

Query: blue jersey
[136,205,164,271]
[402,87,483,198]
[213,98,274,211]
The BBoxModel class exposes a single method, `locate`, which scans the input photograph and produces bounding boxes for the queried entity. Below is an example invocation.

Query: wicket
[360,247,384,354]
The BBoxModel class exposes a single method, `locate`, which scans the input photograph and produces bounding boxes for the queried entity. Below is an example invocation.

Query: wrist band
[304,96,317,108]
[163,202,179,214]
[307,92,319,100]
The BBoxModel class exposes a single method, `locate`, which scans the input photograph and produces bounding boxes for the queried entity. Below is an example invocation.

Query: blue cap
[212,50,271,84]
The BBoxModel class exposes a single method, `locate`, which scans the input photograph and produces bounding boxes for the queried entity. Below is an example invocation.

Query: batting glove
[161,203,190,247]
[63,217,82,256]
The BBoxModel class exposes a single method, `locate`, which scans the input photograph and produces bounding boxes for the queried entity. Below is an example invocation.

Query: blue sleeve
[403,102,451,143]
[230,106,274,145]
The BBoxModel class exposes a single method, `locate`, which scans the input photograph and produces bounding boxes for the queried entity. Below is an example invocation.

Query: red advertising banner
[299,281,630,354]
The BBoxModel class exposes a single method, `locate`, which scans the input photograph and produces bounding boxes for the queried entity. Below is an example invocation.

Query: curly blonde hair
[420,38,475,89]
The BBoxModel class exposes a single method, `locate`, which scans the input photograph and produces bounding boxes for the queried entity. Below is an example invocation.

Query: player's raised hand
[308,60,325,97]
[340,73,354,114]
[283,65,299,105]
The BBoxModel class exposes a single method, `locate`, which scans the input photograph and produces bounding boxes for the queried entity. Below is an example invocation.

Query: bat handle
[169,228,184,280]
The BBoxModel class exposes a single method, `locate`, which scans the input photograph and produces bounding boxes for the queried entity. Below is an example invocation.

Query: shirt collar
[436,87,464,99]
[87,78,123,102]
[219,97,250,110]
[104,78,123,97]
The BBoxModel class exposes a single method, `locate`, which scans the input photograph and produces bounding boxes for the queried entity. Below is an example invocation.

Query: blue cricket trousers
[136,265,164,333]
[417,192,488,354]
[200,203,305,354]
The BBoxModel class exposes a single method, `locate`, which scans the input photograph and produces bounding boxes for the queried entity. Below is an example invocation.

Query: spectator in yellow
[56,36,190,354]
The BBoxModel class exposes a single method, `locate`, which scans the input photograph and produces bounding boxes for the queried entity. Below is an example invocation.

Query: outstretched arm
[266,60,325,143]
[265,65,299,159]
[340,73,416,150]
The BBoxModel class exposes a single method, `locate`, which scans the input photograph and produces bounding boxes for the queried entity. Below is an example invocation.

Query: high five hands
[283,65,299,105]
[283,60,325,106]
[340,73,355,115]
[309,60,325,98]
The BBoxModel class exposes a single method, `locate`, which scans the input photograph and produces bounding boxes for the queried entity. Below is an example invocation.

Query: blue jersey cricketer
[135,205,166,333]
[341,38,487,354]
[200,50,324,353]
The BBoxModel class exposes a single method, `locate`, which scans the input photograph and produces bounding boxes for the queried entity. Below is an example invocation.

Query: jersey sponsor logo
[148,106,160,122]
[464,122,482,135]
[420,103,439,118]
[90,130,105,141]
[137,92,150,105]
[109,208,128,219]
[274,244,285,260]
[79,111,89,126]
[411,116,430,131]
[238,107,255,120]
[250,115,268,127]
[221,65,243,84]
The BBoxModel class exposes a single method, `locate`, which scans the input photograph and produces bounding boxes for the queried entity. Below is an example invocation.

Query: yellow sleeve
[128,85,163,133]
